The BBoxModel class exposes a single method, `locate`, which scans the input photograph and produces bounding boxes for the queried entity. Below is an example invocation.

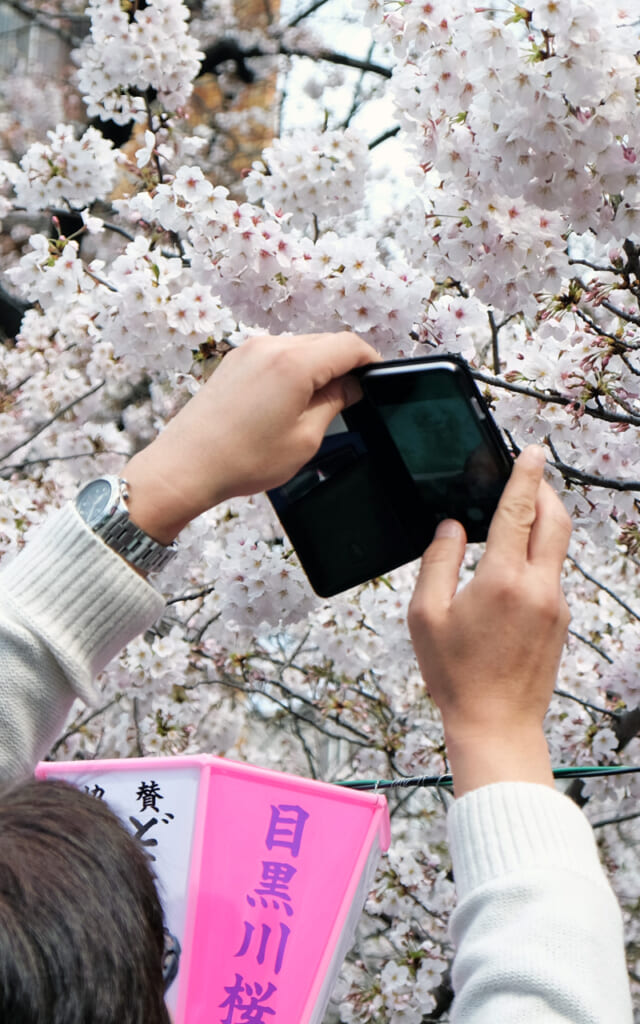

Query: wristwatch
[75,476,178,575]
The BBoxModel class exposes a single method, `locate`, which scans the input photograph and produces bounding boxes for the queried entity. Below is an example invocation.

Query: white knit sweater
[0,504,633,1022]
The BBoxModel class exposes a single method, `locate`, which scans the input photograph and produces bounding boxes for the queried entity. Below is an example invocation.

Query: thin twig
[472,369,640,427]
[0,449,129,477]
[194,673,372,747]
[342,42,376,129]
[549,457,640,493]
[48,696,121,754]
[568,257,618,275]
[553,687,618,718]
[292,718,318,779]
[592,810,640,829]
[368,125,401,150]
[166,584,217,606]
[568,555,640,623]
[573,307,622,345]
[245,43,392,79]
[287,0,333,28]
[487,310,500,374]
[0,381,105,463]
[566,629,614,665]
[102,221,137,244]
[131,696,145,757]
[600,298,640,327]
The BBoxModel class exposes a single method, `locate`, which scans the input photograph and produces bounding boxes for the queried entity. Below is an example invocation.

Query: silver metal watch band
[90,477,178,575]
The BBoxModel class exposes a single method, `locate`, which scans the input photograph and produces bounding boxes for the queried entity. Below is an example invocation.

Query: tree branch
[471,369,640,427]
[568,555,640,623]
[600,298,640,327]
[553,686,618,718]
[568,256,618,275]
[548,454,640,493]
[287,0,333,29]
[592,810,640,829]
[341,42,376,129]
[368,125,401,150]
[0,448,129,478]
[487,309,500,373]
[566,628,614,665]
[245,43,392,79]
[0,381,105,463]
[573,307,623,346]
[48,696,121,755]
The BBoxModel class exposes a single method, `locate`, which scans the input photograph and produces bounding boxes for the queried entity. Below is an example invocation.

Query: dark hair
[0,778,170,1024]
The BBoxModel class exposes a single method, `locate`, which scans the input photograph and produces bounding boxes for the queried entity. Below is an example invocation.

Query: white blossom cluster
[365,0,640,314]
[2,0,640,1017]
[0,124,118,214]
[92,237,236,374]
[244,128,370,232]
[118,162,429,352]
[76,0,204,123]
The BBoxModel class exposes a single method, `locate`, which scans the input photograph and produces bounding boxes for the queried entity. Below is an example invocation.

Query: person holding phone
[0,332,632,1021]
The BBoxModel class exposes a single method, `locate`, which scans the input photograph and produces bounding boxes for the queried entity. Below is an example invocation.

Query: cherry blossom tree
[1,0,640,1018]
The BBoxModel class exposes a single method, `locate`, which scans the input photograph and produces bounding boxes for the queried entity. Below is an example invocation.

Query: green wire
[335,764,640,792]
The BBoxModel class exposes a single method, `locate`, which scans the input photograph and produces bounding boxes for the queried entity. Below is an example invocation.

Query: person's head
[0,777,171,1024]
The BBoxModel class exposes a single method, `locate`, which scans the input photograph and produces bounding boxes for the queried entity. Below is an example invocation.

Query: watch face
[76,478,115,527]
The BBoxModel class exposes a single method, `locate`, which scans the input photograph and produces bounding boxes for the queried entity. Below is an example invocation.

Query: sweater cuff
[447,782,605,901]
[1,503,166,704]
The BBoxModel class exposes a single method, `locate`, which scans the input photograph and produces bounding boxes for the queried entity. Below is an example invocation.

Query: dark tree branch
[554,687,618,718]
[568,555,640,623]
[573,307,623,346]
[568,256,618,275]
[472,369,640,427]
[566,628,614,665]
[368,125,401,150]
[600,298,640,327]
[245,43,392,79]
[287,0,333,28]
[548,454,640,493]
[592,810,640,829]
[487,309,500,373]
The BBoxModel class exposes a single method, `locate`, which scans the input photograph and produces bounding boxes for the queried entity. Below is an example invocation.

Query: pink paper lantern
[37,754,390,1023]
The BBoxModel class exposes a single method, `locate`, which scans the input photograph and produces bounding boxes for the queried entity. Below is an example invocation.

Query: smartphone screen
[361,362,510,543]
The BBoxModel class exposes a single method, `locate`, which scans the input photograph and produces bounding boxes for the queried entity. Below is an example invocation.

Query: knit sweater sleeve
[0,504,165,783]
[446,782,633,1023]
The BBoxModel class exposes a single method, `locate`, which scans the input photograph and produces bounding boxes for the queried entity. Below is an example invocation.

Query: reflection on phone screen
[368,368,506,538]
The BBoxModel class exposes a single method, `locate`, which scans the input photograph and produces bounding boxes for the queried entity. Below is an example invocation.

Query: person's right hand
[408,446,572,795]
[123,332,379,543]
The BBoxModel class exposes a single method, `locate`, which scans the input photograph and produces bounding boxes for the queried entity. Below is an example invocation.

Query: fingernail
[435,519,461,539]
[520,445,547,466]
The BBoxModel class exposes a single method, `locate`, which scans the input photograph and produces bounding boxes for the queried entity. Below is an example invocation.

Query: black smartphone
[268,355,512,597]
